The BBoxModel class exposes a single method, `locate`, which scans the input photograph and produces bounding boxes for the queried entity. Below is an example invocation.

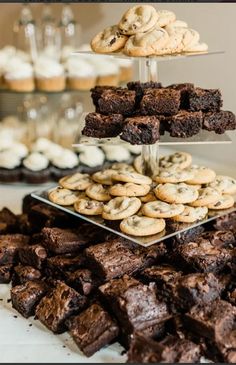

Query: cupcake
[34,57,65,92]
[77,146,105,173]
[51,148,79,180]
[0,150,22,183]
[90,55,120,86]
[102,145,132,163]
[10,142,28,159]
[4,58,34,92]
[22,152,50,184]
[116,58,134,83]
[65,56,97,91]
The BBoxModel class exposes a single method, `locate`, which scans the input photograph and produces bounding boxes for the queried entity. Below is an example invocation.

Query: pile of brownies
[1,194,236,362]
[82,81,236,144]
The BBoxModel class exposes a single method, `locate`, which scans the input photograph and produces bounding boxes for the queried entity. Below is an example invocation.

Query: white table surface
[0,150,235,363]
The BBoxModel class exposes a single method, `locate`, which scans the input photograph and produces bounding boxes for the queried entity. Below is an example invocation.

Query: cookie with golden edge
[155,182,199,204]
[190,187,221,207]
[172,206,208,223]
[59,173,91,191]
[91,25,128,53]
[109,182,150,197]
[74,199,103,216]
[207,194,235,210]
[48,187,80,206]
[102,196,141,220]
[86,183,111,202]
[120,215,165,236]
[142,200,185,218]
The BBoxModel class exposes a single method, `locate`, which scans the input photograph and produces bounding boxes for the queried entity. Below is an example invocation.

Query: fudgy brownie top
[0,207,17,233]
[90,86,123,107]
[12,264,42,286]
[0,234,30,264]
[199,230,235,249]
[19,244,47,269]
[171,110,202,120]
[213,212,236,232]
[142,264,182,286]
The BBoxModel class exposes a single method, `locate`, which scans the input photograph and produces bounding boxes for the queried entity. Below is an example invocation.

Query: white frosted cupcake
[51,148,79,179]
[65,56,97,90]
[0,150,22,182]
[102,145,131,163]
[90,55,120,86]
[34,57,65,92]
[4,58,34,92]
[22,152,50,184]
[116,58,134,83]
[78,146,105,173]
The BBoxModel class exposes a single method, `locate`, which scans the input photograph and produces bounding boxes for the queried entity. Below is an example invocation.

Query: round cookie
[109,182,150,197]
[133,155,142,174]
[142,200,185,218]
[120,215,165,237]
[155,30,183,55]
[207,194,235,210]
[140,191,157,203]
[190,187,221,207]
[112,171,152,185]
[156,10,176,27]
[124,27,169,57]
[155,182,199,204]
[165,20,188,30]
[208,175,236,195]
[159,152,192,171]
[74,199,103,216]
[91,25,128,53]
[102,196,141,220]
[182,28,200,50]
[48,187,79,206]
[185,42,208,53]
[86,184,111,202]
[186,165,216,185]
[59,173,91,191]
[118,5,158,35]
[92,169,116,185]
[154,169,193,184]
[172,206,208,223]
[111,163,135,172]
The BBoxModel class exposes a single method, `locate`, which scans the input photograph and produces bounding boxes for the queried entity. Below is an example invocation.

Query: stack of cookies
[82,82,236,143]
[48,151,236,238]
[91,5,208,57]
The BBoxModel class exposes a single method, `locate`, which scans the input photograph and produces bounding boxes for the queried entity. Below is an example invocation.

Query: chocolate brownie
[168,110,202,138]
[99,275,170,343]
[12,264,42,287]
[36,281,87,333]
[203,111,236,134]
[188,88,222,112]
[67,303,119,357]
[45,254,85,280]
[0,264,13,283]
[42,227,88,255]
[120,116,160,145]
[66,269,100,296]
[140,88,180,116]
[172,225,205,245]
[127,81,162,104]
[199,230,235,249]
[0,207,17,234]
[213,212,236,232]
[176,273,221,310]
[85,238,166,281]
[175,240,232,273]
[16,214,33,235]
[19,244,47,269]
[0,234,29,265]
[11,280,48,318]
[184,299,236,341]
[227,288,236,306]
[127,333,201,363]
[167,83,194,109]
[90,86,121,108]
[97,89,136,116]
[82,113,123,138]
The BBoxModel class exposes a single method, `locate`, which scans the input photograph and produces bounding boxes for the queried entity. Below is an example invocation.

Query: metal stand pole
[139,57,160,177]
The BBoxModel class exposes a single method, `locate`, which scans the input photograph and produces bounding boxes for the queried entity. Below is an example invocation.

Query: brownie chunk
[0,208,18,234]
[172,225,205,245]
[90,86,121,108]
[85,238,166,281]
[184,299,236,341]
[45,254,85,280]
[120,116,160,145]
[0,234,29,265]
[127,81,162,104]
[169,110,202,138]
[127,333,201,363]
[36,281,87,333]
[213,212,236,232]
[0,264,13,283]
[66,269,100,296]
[42,227,88,255]
[99,275,170,343]
[11,280,48,318]
[97,89,136,116]
[175,240,232,273]
[167,83,194,109]
[203,111,236,134]
[199,230,235,249]
[19,244,47,269]
[176,273,221,310]
[141,88,180,116]
[82,113,123,138]
[188,88,222,112]
[67,303,119,357]
[12,264,42,287]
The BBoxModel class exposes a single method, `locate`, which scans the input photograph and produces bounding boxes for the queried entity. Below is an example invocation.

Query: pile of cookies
[91,5,208,57]
[48,151,236,238]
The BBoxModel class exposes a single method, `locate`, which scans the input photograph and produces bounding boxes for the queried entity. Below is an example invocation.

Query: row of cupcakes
[0,137,141,184]
[0,45,134,93]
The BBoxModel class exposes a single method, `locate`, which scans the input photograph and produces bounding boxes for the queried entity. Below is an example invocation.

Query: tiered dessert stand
[32,50,236,246]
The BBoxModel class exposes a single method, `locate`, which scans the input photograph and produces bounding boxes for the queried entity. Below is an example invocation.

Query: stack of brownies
[82,81,236,144]
[1,194,236,362]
